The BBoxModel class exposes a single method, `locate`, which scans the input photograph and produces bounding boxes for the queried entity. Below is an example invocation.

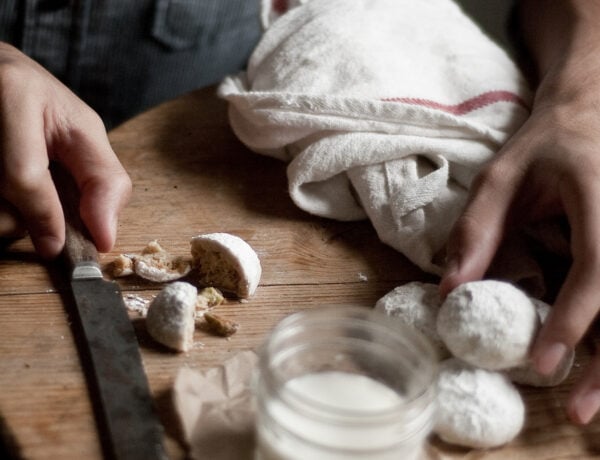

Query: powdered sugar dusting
[124,294,151,317]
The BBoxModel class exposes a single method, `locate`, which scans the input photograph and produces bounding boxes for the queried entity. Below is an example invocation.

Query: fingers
[529,160,600,425]
[54,110,132,253]
[0,46,131,257]
[2,114,131,257]
[531,169,600,379]
[3,171,64,258]
[1,100,65,258]
[440,162,520,297]
[568,350,600,425]
[0,199,26,237]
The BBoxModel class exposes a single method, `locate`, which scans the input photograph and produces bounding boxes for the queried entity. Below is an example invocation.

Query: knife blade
[51,163,168,460]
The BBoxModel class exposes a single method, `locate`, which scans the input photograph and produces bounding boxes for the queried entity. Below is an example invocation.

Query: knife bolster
[73,262,103,280]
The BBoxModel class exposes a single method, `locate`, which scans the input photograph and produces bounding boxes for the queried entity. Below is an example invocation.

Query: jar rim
[258,305,438,419]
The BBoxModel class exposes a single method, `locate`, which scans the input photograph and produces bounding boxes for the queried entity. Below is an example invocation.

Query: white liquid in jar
[286,370,402,410]
[255,371,430,460]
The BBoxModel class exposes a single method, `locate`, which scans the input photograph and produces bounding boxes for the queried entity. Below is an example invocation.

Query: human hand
[0,42,131,258]
[439,64,600,424]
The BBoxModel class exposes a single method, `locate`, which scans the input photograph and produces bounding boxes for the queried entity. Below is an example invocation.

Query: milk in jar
[254,306,437,460]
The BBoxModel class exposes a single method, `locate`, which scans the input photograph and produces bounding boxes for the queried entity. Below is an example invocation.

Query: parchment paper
[173,350,258,460]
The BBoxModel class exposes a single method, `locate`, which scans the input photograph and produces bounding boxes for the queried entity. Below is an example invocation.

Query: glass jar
[254,306,437,460]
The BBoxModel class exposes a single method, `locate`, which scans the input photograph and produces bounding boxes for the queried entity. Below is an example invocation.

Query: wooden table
[1,86,599,459]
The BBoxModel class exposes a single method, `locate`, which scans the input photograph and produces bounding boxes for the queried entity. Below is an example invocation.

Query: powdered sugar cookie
[435,359,525,449]
[374,282,449,360]
[146,281,197,352]
[437,280,539,370]
[190,233,261,298]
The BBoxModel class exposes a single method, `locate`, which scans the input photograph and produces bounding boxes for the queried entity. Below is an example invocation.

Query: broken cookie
[110,240,192,282]
[190,233,261,299]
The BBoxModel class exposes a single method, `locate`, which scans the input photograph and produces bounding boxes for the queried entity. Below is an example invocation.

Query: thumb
[57,119,132,253]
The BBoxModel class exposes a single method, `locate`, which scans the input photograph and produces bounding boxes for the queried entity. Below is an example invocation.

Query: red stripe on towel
[381,90,529,115]
[273,0,289,14]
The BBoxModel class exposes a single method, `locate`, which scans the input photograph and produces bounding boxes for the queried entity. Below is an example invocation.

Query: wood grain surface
[1,86,599,459]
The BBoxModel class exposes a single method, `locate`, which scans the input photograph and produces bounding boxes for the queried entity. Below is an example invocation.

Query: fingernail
[533,342,569,376]
[571,390,600,425]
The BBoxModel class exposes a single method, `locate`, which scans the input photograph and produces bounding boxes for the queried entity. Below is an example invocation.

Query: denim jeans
[0,0,262,127]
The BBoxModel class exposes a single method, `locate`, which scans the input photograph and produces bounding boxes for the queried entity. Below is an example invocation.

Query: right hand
[440,10,600,423]
[0,42,131,258]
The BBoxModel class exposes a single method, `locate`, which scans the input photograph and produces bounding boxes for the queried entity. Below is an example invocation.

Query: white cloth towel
[219,0,532,274]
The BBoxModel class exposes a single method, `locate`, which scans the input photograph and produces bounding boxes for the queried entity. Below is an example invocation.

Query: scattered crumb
[203,313,240,337]
[108,241,191,282]
[196,287,225,309]
[134,241,192,282]
[108,236,256,350]
[358,272,368,282]
[110,254,135,277]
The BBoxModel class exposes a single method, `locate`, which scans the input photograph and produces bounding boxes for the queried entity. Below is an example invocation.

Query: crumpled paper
[173,350,258,460]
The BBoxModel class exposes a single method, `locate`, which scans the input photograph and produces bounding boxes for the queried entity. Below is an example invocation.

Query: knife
[51,163,168,460]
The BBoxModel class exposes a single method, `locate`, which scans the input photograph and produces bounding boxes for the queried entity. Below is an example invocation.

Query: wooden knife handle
[50,162,99,269]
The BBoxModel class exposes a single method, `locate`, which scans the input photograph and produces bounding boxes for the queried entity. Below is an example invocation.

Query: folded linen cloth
[219,0,532,275]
